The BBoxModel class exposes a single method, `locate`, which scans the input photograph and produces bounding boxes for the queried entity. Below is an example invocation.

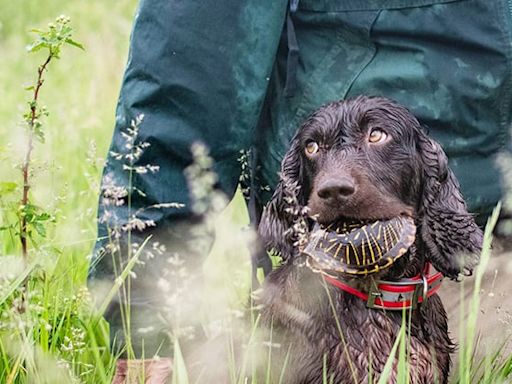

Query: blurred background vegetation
[0,0,138,279]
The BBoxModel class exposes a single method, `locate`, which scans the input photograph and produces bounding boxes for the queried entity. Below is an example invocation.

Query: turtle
[302,215,416,276]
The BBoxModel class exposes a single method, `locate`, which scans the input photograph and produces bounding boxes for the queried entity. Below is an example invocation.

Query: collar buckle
[366,273,431,310]
[411,274,429,309]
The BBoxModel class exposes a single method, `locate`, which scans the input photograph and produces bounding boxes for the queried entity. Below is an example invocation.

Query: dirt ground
[439,241,512,357]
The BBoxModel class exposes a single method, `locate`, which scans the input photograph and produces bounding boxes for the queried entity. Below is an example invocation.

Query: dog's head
[259,96,483,279]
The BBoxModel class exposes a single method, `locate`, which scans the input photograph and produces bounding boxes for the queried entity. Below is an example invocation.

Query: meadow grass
[0,3,511,383]
[0,3,253,381]
[0,3,137,381]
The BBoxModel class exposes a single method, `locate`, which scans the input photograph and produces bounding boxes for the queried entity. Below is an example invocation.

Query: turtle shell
[302,216,416,276]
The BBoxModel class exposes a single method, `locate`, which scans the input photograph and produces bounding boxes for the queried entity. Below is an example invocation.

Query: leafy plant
[15,15,84,260]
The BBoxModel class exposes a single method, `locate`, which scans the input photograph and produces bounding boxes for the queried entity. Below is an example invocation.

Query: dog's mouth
[301,215,416,276]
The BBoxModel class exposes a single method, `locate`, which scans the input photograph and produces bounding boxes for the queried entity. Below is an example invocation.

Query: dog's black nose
[317,178,355,201]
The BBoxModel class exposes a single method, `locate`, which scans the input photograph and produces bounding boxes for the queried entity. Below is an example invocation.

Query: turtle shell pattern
[302,216,416,276]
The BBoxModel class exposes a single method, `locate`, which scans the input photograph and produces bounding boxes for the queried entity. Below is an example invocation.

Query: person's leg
[257,0,511,221]
[88,0,288,365]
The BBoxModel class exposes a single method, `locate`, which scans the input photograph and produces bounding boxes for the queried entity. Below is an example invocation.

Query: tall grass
[0,3,511,383]
[0,4,135,381]
[375,204,511,384]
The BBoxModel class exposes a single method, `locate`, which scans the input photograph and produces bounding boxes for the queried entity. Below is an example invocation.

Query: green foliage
[27,15,84,57]
[0,15,84,259]
[0,10,111,384]
[19,203,54,238]
[25,15,83,142]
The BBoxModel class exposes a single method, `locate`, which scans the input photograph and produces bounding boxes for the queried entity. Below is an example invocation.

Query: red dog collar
[323,264,443,310]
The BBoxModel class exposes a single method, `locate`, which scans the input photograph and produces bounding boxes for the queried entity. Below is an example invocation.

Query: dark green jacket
[91,0,512,356]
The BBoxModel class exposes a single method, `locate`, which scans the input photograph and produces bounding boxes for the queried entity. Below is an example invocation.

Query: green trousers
[90,0,512,357]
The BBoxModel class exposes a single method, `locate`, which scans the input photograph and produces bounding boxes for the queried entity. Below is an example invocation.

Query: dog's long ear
[259,136,307,260]
[417,130,483,279]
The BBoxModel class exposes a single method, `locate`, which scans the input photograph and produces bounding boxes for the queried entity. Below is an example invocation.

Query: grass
[0,5,136,380]
[0,2,511,383]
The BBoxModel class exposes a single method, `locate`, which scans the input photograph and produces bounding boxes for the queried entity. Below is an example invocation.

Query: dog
[257,96,483,383]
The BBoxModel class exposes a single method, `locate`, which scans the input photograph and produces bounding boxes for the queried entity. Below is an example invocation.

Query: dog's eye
[368,129,388,144]
[305,141,320,156]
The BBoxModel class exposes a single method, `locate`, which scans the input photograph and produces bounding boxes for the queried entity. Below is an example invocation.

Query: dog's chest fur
[259,262,452,384]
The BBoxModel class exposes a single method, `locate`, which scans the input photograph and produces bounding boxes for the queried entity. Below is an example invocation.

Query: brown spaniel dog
[258,96,483,383]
